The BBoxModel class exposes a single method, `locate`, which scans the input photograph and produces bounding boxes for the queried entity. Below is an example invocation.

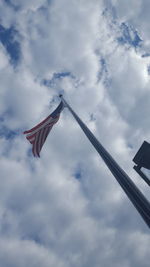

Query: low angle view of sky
[0,0,150,266]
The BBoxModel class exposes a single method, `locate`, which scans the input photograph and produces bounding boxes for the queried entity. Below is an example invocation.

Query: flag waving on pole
[23,101,64,157]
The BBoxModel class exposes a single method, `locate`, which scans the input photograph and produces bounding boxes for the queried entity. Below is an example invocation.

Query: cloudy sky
[0,0,150,266]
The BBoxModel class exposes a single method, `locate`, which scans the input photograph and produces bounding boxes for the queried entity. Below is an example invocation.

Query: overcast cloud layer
[0,0,150,266]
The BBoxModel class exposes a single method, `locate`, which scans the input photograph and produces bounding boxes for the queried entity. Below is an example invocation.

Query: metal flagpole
[59,95,150,228]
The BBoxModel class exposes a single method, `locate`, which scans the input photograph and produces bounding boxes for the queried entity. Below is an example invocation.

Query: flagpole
[59,95,150,228]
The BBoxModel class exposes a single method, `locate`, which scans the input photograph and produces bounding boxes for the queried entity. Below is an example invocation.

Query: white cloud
[0,238,66,267]
[107,47,149,117]
[112,0,142,21]
[112,0,150,42]
[0,0,150,266]
[14,0,101,85]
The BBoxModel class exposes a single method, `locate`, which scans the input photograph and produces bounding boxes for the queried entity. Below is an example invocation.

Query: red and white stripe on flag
[23,101,64,157]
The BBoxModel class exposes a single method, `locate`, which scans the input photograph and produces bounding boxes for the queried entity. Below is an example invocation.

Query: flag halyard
[24,101,64,157]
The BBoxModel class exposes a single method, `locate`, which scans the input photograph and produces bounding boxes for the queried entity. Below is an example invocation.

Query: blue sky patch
[97,58,108,81]
[0,126,18,140]
[75,171,81,180]
[4,0,20,11]
[43,72,74,87]
[90,113,96,122]
[73,164,83,180]
[117,23,142,48]
[0,24,21,65]
[142,53,150,58]
[97,58,111,87]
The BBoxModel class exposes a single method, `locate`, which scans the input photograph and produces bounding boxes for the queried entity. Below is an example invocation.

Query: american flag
[23,101,64,157]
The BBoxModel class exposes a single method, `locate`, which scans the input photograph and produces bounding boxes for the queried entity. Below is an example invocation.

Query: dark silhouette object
[133,141,150,186]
